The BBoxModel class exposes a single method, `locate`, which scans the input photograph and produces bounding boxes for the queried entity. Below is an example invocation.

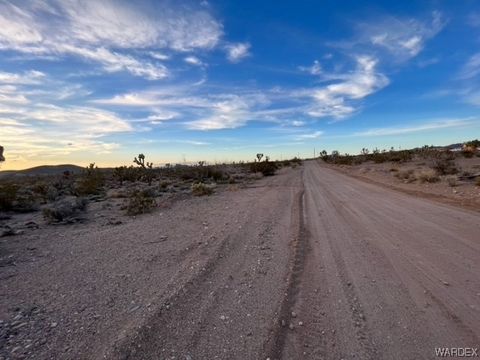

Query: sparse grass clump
[445,176,458,187]
[416,170,440,184]
[191,182,213,196]
[394,169,415,182]
[126,190,156,215]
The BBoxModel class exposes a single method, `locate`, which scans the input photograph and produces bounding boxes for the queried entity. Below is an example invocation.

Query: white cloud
[303,55,389,119]
[295,131,323,140]
[299,60,322,75]
[184,56,203,66]
[149,51,170,61]
[291,120,305,127]
[347,11,445,61]
[0,70,45,84]
[353,118,474,137]
[93,55,388,130]
[187,96,251,130]
[225,42,251,63]
[0,0,223,79]
[459,53,480,79]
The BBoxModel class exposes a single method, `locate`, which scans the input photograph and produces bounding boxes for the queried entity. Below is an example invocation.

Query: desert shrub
[462,150,474,158]
[159,180,170,191]
[113,166,142,184]
[46,185,59,201]
[389,150,413,162]
[42,196,87,223]
[31,182,49,197]
[249,161,277,176]
[76,163,105,195]
[416,170,440,184]
[476,177,480,186]
[395,169,415,183]
[191,182,214,196]
[207,167,225,182]
[431,158,458,175]
[12,188,38,212]
[126,190,156,215]
[445,176,458,187]
[0,183,19,211]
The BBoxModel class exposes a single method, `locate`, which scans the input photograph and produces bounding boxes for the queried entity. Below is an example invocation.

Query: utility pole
[314,147,316,158]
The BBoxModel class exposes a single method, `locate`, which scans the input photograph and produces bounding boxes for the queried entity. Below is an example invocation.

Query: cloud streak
[0,0,223,79]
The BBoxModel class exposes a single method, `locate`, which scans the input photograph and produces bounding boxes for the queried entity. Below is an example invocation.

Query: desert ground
[0,159,479,360]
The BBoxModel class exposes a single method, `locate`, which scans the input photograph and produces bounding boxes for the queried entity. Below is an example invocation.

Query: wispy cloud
[225,42,251,63]
[93,55,389,130]
[467,12,480,27]
[458,53,480,79]
[352,118,474,137]
[295,130,324,140]
[0,70,45,84]
[0,69,134,162]
[184,56,204,66]
[0,0,223,79]
[299,60,322,75]
[299,55,389,119]
[336,11,445,61]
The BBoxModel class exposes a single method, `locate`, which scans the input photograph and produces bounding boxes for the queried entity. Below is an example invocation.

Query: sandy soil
[326,156,480,211]
[1,162,479,359]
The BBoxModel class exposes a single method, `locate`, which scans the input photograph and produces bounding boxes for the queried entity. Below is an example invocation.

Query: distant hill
[0,164,84,179]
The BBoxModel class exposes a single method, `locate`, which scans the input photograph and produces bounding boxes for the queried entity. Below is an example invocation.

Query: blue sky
[1,0,480,169]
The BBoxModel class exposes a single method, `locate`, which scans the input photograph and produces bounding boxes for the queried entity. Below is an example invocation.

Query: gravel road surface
[1,162,479,359]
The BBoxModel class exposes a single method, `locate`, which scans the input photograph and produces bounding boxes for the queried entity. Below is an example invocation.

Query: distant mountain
[0,164,84,179]
[444,143,464,150]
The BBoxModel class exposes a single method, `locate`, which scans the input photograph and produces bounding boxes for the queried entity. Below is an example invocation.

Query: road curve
[280,160,480,360]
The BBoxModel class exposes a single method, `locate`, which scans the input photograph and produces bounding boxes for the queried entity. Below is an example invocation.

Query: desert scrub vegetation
[125,189,156,215]
[0,182,19,211]
[191,182,214,196]
[416,170,440,184]
[320,148,414,165]
[42,196,87,223]
[445,175,458,187]
[394,169,415,183]
[76,163,105,196]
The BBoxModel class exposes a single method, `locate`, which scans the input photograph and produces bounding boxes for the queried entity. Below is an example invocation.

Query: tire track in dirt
[262,172,307,360]
[107,170,303,360]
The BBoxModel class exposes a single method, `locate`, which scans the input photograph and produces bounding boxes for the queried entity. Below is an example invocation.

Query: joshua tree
[0,146,5,163]
[265,156,270,162]
[320,150,328,160]
[361,148,369,155]
[133,154,154,185]
[133,153,153,169]
[256,153,264,162]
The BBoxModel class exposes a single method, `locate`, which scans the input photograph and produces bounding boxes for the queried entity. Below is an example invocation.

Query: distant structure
[0,146,4,162]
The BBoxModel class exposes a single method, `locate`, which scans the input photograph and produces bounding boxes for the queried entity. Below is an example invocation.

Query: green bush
[126,190,156,215]
[76,163,105,195]
[191,182,214,196]
[249,161,277,176]
[0,183,19,211]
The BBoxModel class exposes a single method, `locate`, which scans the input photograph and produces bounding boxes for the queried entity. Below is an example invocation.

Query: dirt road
[1,161,479,359]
